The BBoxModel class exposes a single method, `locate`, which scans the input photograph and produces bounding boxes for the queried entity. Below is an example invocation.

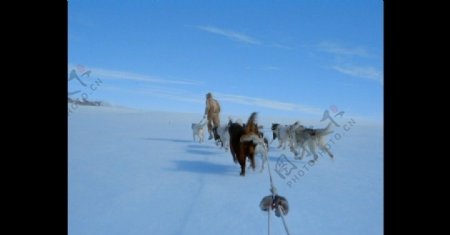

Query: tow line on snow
[255,137,291,235]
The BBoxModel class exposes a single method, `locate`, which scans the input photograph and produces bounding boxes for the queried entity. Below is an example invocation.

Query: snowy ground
[68,105,383,235]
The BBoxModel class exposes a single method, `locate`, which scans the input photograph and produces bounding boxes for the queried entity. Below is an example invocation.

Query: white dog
[290,122,334,162]
[254,136,269,172]
[191,119,207,143]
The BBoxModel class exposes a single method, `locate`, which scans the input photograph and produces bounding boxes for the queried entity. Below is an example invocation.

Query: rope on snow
[252,135,291,235]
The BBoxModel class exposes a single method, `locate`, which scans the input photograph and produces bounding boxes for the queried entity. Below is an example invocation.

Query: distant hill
[68,97,104,106]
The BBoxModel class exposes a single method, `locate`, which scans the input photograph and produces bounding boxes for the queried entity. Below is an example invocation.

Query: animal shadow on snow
[170,160,235,175]
[186,144,222,155]
[266,155,284,163]
[143,137,191,143]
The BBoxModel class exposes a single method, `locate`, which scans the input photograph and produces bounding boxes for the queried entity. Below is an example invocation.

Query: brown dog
[228,112,260,176]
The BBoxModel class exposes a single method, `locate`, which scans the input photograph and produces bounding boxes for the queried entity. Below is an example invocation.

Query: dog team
[191,92,334,176]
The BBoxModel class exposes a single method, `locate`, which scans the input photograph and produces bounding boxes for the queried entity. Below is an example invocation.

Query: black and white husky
[212,124,230,151]
[290,122,334,162]
[271,122,299,150]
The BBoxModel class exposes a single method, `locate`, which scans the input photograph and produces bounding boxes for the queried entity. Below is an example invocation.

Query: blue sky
[68,0,383,121]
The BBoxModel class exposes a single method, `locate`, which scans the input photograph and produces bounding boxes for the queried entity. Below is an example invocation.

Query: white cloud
[195,25,296,50]
[315,41,382,84]
[196,25,262,45]
[136,87,203,103]
[318,41,370,57]
[68,65,203,86]
[68,64,323,115]
[268,43,294,50]
[217,93,323,115]
[332,65,383,83]
[99,85,322,115]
